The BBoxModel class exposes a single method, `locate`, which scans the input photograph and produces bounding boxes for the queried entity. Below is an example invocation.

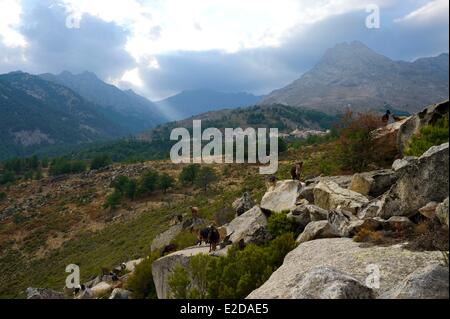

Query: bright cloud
[395,0,449,25]
[57,0,392,63]
[396,0,449,23]
[120,67,144,87]
[0,0,27,48]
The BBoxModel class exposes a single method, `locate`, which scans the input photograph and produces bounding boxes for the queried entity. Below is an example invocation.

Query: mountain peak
[259,42,449,114]
[58,70,100,81]
[319,41,388,66]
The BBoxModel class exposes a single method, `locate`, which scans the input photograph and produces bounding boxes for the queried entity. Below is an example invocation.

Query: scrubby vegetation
[335,110,387,172]
[103,170,176,209]
[169,230,199,250]
[179,164,201,185]
[168,233,297,299]
[90,154,112,170]
[405,115,449,156]
[125,251,161,299]
[0,155,46,185]
[267,212,301,238]
[194,167,218,192]
[49,157,87,176]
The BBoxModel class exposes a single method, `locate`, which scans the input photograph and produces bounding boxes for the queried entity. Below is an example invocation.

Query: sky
[0,0,448,101]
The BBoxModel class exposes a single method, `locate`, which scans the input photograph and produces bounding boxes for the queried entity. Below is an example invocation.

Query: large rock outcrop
[232,192,255,216]
[305,175,353,189]
[151,224,183,252]
[436,197,449,227]
[124,258,143,273]
[397,100,449,155]
[109,288,132,299]
[374,143,449,218]
[349,169,397,197]
[260,180,302,212]
[328,209,381,237]
[296,221,338,244]
[26,288,66,299]
[246,238,443,299]
[370,118,409,157]
[314,181,369,215]
[224,206,270,244]
[249,266,375,299]
[382,264,449,299]
[288,204,329,230]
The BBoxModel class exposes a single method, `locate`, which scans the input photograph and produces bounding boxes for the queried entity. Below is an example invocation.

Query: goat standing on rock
[193,225,221,252]
[291,161,304,181]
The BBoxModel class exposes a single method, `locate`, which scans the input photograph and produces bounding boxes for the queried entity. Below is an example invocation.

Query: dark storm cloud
[18,1,135,79]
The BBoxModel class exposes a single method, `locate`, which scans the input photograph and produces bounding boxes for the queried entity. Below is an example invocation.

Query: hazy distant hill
[39,71,166,133]
[142,104,337,142]
[260,41,449,114]
[0,72,128,160]
[155,88,263,120]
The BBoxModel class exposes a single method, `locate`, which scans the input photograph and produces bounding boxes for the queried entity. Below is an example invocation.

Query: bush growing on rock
[405,115,449,157]
[168,233,297,299]
[168,265,191,299]
[170,230,198,250]
[267,212,301,238]
[0,192,6,202]
[126,252,160,299]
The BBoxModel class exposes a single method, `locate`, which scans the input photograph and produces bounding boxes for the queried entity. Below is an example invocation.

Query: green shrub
[405,115,449,157]
[159,173,175,193]
[267,212,300,238]
[0,171,15,185]
[194,167,217,192]
[90,154,112,170]
[124,179,138,199]
[168,265,191,299]
[126,252,160,299]
[168,233,297,299]
[103,190,122,210]
[0,192,6,202]
[179,164,200,185]
[138,170,159,195]
[34,169,43,180]
[278,138,288,154]
[49,158,87,176]
[170,230,198,250]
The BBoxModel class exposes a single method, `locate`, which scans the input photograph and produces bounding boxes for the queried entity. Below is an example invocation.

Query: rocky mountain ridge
[260,41,449,114]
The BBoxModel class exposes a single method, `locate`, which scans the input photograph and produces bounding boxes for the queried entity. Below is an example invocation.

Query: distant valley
[155,88,263,121]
